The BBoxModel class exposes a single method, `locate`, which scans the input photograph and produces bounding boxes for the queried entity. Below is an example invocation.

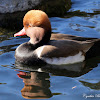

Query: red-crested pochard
[14,10,100,65]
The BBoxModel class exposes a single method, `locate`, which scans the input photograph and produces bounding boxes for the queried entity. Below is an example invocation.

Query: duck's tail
[85,39,100,58]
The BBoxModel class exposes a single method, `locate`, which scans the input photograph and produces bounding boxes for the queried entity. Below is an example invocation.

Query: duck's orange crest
[14,10,51,37]
[23,10,51,31]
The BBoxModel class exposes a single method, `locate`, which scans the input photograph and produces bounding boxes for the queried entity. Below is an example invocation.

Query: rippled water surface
[1,0,100,100]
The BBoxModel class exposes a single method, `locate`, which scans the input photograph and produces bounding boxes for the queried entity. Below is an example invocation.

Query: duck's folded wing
[35,40,93,58]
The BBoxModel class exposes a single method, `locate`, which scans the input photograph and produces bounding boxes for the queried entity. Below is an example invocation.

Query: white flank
[36,46,85,65]
[36,46,45,58]
[42,51,85,65]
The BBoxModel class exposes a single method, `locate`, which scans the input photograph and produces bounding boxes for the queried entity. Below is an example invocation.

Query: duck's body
[14,10,100,65]
[15,36,97,65]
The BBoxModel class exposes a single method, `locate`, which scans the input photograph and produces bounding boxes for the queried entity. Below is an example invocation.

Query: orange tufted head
[14,10,51,45]
[23,10,51,32]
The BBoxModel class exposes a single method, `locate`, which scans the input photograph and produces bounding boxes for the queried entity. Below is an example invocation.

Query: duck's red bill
[14,27,26,37]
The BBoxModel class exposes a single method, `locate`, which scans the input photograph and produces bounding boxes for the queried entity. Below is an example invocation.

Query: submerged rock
[0,0,71,29]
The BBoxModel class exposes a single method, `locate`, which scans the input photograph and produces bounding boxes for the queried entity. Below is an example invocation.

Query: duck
[14,10,100,65]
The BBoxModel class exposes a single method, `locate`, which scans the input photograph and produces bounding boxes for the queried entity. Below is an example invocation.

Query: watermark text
[83,93,100,99]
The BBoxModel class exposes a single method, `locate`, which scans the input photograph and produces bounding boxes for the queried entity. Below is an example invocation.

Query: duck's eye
[25,24,28,27]
[26,24,31,28]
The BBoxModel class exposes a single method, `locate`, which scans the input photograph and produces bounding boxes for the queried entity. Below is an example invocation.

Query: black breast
[15,42,46,65]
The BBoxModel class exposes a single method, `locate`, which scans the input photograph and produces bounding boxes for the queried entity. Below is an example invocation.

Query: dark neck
[39,30,51,45]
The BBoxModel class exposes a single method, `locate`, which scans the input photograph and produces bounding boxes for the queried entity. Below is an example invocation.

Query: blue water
[1,0,100,100]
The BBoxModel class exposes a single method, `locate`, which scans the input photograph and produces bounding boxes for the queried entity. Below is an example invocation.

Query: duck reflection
[15,56,100,99]
[17,71,52,99]
[80,81,100,90]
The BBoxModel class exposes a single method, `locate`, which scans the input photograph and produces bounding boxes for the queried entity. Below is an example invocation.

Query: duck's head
[14,10,51,45]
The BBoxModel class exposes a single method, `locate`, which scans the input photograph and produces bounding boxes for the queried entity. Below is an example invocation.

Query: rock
[0,0,42,13]
[37,0,71,16]
[0,0,71,29]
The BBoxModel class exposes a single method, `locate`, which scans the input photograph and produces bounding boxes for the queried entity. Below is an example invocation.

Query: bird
[14,10,100,65]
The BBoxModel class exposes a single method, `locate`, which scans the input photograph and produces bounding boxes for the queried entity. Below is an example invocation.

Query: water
[1,0,100,100]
